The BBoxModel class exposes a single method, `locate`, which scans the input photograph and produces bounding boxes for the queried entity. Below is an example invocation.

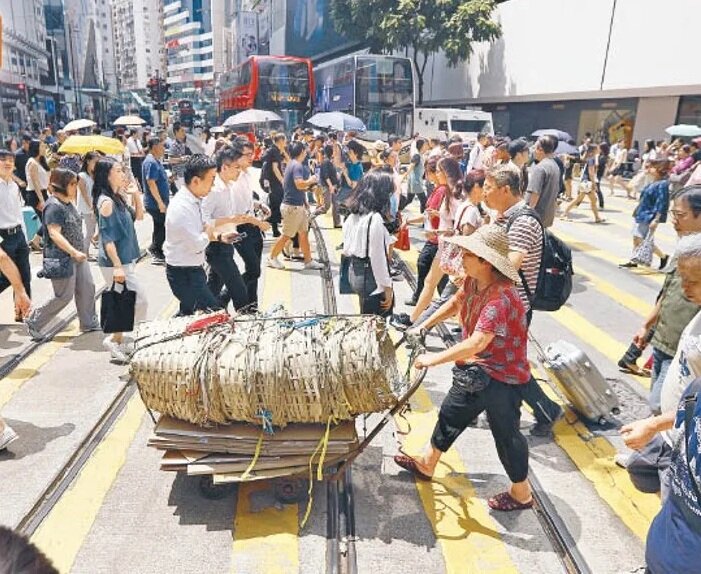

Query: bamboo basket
[130,313,402,427]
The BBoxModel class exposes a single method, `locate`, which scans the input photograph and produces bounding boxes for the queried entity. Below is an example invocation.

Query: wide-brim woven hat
[444,224,520,283]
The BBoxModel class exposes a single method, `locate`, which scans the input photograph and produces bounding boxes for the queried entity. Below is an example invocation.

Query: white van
[414,108,494,142]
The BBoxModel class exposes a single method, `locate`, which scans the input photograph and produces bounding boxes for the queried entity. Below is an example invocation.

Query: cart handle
[329,361,428,480]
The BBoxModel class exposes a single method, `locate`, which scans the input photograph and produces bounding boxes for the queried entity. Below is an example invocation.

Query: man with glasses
[618,185,701,414]
[0,150,32,320]
[231,138,271,311]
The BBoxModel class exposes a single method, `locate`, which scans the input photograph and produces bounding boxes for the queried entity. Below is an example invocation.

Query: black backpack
[507,206,573,312]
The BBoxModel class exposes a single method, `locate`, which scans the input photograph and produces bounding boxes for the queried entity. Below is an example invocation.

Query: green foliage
[329,0,501,102]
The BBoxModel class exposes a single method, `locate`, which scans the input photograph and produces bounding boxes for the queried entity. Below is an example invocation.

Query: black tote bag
[100,281,136,334]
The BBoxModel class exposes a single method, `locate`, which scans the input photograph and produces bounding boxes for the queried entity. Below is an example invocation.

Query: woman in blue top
[93,158,148,363]
[337,140,365,213]
[620,158,671,271]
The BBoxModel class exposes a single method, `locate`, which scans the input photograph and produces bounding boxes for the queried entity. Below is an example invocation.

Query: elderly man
[483,164,564,435]
[395,225,534,511]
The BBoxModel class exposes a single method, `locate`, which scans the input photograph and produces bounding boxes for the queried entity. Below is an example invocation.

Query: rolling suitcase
[532,337,620,424]
[22,207,41,241]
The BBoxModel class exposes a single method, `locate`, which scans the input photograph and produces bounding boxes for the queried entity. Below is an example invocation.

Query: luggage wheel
[273,477,309,504]
[611,407,621,416]
[198,475,233,500]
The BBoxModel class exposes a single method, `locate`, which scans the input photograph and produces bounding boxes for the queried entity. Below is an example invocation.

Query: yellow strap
[301,416,333,528]
[240,431,265,481]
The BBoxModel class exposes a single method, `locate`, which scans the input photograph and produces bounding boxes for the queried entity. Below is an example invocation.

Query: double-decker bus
[177,99,196,129]
[219,55,314,129]
[314,54,415,140]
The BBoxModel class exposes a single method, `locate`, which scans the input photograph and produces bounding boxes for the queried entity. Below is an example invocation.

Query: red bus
[219,55,314,129]
[177,99,196,129]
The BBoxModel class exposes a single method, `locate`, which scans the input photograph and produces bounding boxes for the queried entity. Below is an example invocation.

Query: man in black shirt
[13,134,32,196]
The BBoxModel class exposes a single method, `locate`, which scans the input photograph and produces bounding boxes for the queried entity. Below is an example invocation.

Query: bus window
[438,121,448,131]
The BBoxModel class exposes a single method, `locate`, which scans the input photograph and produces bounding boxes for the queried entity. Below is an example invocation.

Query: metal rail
[311,219,358,574]
[392,253,591,574]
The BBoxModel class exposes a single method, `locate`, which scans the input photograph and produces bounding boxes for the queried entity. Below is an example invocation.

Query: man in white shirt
[231,138,270,310]
[202,147,261,312]
[164,155,236,316]
[466,133,492,173]
[0,150,32,320]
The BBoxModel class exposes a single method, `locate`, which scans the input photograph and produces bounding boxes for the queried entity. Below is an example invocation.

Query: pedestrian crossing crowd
[1,122,701,573]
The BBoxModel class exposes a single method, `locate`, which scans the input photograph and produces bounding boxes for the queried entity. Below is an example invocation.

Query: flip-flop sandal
[488,491,534,511]
[393,454,433,481]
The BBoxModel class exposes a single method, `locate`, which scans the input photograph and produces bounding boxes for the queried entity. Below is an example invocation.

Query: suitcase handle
[528,331,549,362]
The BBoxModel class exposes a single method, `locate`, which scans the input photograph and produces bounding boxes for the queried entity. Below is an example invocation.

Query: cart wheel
[274,478,309,504]
[198,475,231,500]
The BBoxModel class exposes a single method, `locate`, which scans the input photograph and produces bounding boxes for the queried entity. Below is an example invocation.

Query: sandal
[393,454,433,481]
[488,491,534,511]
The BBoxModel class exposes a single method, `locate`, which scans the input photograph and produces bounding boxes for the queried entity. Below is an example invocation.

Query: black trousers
[234,224,263,307]
[205,242,249,311]
[0,227,31,298]
[147,208,166,258]
[432,376,529,483]
[268,183,283,226]
[399,190,427,213]
[413,241,443,301]
[165,264,221,316]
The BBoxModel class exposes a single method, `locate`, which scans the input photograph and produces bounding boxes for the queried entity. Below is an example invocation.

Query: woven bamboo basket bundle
[130,312,402,427]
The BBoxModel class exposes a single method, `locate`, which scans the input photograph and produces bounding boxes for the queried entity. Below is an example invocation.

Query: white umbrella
[210,126,227,134]
[307,112,366,132]
[665,124,701,138]
[223,109,283,127]
[113,115,146,127]
[63,118,96,132]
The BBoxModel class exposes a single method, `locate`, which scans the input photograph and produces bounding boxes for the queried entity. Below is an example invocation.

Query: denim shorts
[632,220,650,239]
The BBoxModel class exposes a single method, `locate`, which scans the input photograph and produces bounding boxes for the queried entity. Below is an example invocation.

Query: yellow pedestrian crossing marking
[231,257,299,574]
[31,298,179,572]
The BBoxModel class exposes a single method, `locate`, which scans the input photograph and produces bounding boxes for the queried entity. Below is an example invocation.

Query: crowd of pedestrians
[2,118,701,573]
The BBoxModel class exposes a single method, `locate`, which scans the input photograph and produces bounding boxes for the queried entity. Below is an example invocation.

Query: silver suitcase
[534,338,620,424]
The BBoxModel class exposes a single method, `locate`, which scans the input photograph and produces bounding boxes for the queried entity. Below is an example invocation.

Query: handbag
[38,256,74,279]
[100,281,137,334]
[395,225,410,251]
[631,233,654,267]
[349,215,377,298]
[339,254,353,295]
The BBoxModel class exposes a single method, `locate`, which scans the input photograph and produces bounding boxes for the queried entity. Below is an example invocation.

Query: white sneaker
[103,336,128,364]
[303,260,325,270]
[267,257,285,270]
[0,425,18,451]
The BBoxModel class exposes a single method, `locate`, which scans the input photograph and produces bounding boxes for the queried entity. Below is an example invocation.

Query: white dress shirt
[127,137,144,156]
[201,175,235,224]
[230,170,254,216]
[164,187,210,267]
[342,212,395,295]
[0,178,24,229]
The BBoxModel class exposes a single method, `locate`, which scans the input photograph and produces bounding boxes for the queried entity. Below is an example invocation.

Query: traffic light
[29,87,37,105]
[160,80,171,103]
[18,83,26,103]
[147,77,158,102]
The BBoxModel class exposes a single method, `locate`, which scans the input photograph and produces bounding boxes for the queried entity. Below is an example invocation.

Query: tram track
[391,254,592,574]
[311,219,358,574]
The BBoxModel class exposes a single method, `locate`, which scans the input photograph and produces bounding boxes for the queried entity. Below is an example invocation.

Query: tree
[330,0,501,104]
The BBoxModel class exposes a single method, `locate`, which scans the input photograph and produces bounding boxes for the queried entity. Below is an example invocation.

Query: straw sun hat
[444,224,520,283]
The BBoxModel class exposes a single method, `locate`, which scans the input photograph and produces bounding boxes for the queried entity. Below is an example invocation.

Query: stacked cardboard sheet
[149,416,359,484]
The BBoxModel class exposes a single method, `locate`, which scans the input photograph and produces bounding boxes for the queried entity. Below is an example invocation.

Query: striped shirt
[497,201,543,311]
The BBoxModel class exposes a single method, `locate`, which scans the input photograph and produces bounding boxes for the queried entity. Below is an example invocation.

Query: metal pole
[67,23,82,118]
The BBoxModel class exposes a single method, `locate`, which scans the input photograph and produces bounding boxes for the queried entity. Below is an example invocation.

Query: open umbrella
[59,135,125,156]
[665,124,701,138]
[63,118,97,132]
[210,126,228,134]
[113,115,146,127]
[223,109,283,127]
[532,129,573,141]
[308,112,366,132]
[554,140,579,155]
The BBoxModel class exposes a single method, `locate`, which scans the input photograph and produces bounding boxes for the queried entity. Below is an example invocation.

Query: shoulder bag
[349,214,389,299]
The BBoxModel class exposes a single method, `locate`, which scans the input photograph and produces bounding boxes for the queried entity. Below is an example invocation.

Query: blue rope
[256,408,275,435]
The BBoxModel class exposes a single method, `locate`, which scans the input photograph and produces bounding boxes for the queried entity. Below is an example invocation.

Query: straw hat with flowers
[444,224,520,283]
